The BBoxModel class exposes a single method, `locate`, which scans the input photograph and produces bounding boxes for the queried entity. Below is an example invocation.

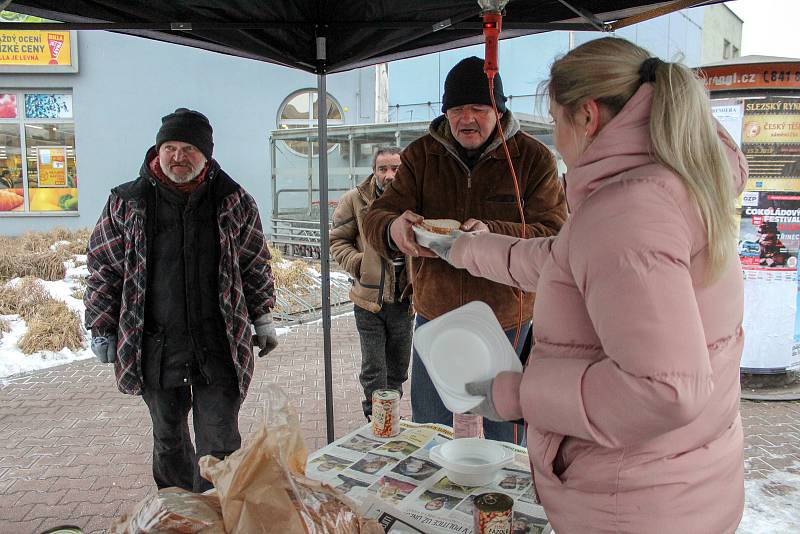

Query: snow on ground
[738,458,800,533]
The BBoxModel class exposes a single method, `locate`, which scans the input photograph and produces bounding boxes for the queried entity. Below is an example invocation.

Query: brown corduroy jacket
[363,111,566,329]
[331,174,409,313]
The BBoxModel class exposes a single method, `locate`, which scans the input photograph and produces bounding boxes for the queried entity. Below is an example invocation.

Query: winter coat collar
[113,146,237,204]
[356,174,380,204]
[564,84,656,212]
[428,110,521,170]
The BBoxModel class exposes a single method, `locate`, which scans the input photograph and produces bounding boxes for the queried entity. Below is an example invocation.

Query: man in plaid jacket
[85,108,277,492]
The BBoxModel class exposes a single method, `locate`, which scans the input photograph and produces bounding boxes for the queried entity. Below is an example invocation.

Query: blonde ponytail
[547,37,737,280]
[648,60,737,280]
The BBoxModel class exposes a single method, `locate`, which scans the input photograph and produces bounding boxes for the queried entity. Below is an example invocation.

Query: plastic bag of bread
[199,384,382,534]
[109,487,224,533]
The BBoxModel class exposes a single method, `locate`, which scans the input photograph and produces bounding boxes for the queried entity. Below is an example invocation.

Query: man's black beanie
[156,108,214,160]
[441,56,506,114]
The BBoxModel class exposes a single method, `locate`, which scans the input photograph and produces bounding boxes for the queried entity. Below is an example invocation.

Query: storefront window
[277,89,344,156]
[0,91,77,214]
[0,122,23,211]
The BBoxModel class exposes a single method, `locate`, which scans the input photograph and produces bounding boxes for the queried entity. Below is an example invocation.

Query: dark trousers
[142,380,242,492]
[410,314,531,444]
[354,301,414,418]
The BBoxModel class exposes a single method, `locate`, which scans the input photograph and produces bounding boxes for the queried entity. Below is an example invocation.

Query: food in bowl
[421,218,462,235]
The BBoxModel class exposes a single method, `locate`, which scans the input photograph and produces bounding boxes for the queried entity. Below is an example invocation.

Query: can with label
[473,492,513,534]
[372,389,400,437]
[453,412,483,438]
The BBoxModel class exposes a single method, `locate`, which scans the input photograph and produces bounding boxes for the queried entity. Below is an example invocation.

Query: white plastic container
[411,224,460,249]
[429,438,514,487]
[413,301,523,413]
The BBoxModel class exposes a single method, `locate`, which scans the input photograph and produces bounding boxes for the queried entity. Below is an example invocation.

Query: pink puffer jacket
[450,84,748,533]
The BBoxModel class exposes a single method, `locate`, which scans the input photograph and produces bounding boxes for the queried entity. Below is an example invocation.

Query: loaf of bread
[421,218,461,235]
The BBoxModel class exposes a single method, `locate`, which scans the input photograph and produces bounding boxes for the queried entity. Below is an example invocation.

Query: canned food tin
[39,527,84,534]
[473,492,513,534]
[372,389,401,437]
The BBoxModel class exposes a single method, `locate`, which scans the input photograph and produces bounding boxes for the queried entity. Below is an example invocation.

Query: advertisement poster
[737,96,800,370]
[307,421,550,534]
[711,100,744,147]
[0,30,71,65]
[740,97,800,192]
[36,146,67,187]
[737,193,800,370]
[25,93,72,119]
[0,93,17,118]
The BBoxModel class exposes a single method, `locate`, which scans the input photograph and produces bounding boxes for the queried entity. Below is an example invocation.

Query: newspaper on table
[306,420,551,534]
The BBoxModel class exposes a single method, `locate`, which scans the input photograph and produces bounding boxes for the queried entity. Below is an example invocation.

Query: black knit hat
[156,108,214,160]
[441,56,506,113]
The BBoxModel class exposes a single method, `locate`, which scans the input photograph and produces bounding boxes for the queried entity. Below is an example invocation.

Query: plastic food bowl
[413,301,523,413]
[429,438,514,487]
[411,224,460,249]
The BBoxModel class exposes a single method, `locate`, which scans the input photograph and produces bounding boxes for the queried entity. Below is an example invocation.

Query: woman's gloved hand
[465,378,504,421]
[91,335,117,364]
[253,312,279,357]
[427,238,456,265]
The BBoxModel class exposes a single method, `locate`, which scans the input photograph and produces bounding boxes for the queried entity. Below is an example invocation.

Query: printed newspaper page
[306,421,551,534]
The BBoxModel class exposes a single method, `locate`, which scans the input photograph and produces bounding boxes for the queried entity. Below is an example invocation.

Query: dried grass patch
[0,317,9,334]
[0,278,51,319]
[18,299,84,354]
[0,228,91,283]
[273,260,312,294]
[0,278,84,354]
[268,243,283,263]
[0,250,66,282]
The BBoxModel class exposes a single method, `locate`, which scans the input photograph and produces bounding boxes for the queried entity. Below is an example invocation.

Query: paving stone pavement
[0,313,798,533]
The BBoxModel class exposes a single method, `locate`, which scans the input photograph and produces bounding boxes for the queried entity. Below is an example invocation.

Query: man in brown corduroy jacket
[363,57,567,443]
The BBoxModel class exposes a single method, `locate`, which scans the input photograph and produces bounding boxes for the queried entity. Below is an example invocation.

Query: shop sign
[700,62,800,92]
[0,30,71,65]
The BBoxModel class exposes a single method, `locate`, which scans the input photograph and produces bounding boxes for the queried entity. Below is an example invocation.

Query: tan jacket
[331,175,408,313]
[363,111,566,329]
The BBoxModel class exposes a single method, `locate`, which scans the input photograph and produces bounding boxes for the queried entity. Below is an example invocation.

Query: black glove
[90,335,117,364]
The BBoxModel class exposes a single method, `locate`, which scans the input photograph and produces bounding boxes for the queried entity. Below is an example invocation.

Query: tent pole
[317,71,336,444]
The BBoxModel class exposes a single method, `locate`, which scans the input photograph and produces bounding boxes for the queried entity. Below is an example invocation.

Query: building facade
[0,17,376,235]
[388,6,742,122]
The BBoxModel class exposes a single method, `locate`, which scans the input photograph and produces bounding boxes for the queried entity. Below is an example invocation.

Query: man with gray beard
[85,108,277,492]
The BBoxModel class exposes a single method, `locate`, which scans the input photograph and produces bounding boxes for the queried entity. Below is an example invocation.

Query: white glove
[465,378,504,421]
[91,335,117,364]
[428,230,462,266]
[252,312,279,357]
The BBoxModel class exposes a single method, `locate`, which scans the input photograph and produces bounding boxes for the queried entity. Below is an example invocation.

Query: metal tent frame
[4,0,728,443]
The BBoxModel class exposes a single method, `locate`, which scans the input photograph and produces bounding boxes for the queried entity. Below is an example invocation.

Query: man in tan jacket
[331,146,413,420]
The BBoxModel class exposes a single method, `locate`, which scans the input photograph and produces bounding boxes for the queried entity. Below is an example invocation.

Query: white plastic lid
[413,301,523,413]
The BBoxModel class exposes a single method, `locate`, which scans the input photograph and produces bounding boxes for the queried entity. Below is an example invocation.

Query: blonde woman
[431,37,749,532]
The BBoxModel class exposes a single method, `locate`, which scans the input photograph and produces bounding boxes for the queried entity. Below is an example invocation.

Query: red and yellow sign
[700,62,800,92]
[0,30,71,65]
[37,147,68,186]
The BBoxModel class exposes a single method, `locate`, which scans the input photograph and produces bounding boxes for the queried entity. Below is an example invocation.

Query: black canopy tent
[4,0,723,443]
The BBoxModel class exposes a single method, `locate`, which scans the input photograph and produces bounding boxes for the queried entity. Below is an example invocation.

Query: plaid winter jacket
[85,152,275,398]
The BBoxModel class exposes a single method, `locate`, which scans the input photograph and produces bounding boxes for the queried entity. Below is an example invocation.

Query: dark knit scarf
[149,155,209,194]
